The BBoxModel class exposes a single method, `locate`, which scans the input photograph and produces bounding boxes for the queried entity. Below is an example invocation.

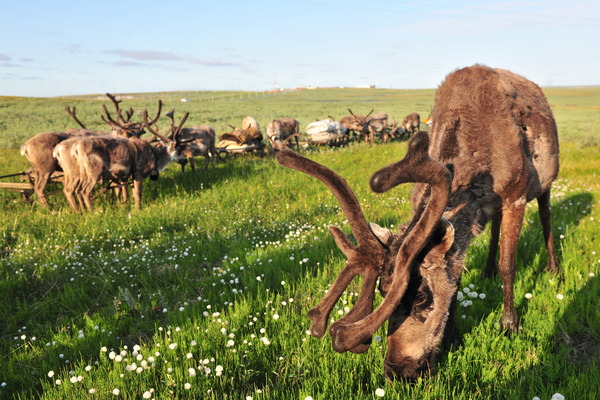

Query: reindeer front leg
[133,178,143,210]
[498,197,526,332]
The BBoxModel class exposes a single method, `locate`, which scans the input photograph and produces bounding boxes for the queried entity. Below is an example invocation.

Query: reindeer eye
[414,292,428,307]
[413,285,433,310]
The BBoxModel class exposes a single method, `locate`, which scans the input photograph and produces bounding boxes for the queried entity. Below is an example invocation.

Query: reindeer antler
[146,100,163,126]
[173,111,189,144]
[358,109,374,125]
[142,110,170,143]
[65,106,87,129]
[105,93,126,124]
[143,109,188,144]
[275,150,387,354]
[328,132,451,352]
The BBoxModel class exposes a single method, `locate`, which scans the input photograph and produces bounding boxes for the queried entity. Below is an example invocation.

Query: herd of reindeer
[17,65,564,380]
[18,92,423,212]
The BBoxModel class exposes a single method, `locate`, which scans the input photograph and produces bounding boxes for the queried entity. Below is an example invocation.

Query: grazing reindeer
[54,110,188,211]
[266,118,300,151]
[365,111,389,143]
[339,109,373,141]
[400,112,420,139]
[20,95,162,206]
[164,110,216,172]
[275,65,560,380]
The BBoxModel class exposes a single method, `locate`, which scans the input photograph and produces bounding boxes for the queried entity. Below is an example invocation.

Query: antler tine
[142,109,170,143]
[328,132,452,352]
[276,150,386,352]
[146,99,164,126]
[348,108,356,117]
[125,107,134,122]
[165,109,176,139]
[65,106,87,129]
[105,93,126,124]
[173,111,189,143]
[101,104,121,127]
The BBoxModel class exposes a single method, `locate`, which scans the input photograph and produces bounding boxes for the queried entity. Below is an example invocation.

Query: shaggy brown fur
[276,64,560,380]
[176,125,217,171]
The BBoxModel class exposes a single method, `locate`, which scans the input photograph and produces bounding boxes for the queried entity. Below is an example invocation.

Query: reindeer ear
[369,222,393,246]
[422,219,455,269]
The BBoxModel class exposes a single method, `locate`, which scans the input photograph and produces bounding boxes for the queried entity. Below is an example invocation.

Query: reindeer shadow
[455,192,593,327]
[434,191,597,395]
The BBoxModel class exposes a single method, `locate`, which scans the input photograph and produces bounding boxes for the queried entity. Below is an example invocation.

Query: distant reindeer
[163,110,216,172]
[276,65,560,380]
[399,112,420,139]
[266,118,300,151]
[366,112,389,143]
[339,109,373,141]
[54,110,188,211]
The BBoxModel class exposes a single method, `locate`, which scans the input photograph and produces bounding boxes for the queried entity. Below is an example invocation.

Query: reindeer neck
[151,145,175,173]
[411,181,499,259]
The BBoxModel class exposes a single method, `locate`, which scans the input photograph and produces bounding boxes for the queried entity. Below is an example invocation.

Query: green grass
[0,87,599,399]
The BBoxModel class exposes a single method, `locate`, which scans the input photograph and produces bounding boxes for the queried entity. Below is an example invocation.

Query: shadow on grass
[496,276,600,399]
[432,192,597,398]
[0,183,342,396]
[454,192,594,334]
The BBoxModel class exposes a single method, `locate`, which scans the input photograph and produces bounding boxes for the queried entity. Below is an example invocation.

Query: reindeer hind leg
[483,211,501,278]
[537,190,560,274]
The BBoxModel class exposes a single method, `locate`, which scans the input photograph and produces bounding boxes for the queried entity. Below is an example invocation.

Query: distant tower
[273,73,279,92]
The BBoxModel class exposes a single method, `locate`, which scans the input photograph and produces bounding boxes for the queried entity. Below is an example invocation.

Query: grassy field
[0,87,599,400]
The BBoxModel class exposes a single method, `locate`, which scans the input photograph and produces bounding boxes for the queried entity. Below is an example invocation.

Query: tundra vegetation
[0,86,599,399]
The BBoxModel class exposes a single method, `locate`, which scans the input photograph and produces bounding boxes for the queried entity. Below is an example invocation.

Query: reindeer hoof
[307,309,327,338]
[500,315,521,334]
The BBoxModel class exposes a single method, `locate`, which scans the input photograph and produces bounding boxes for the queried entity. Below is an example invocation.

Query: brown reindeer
[20,95,162,206]
[163,110,216,172]
[366,111,389,143]
[275,64,560,380]
[400,112,420,139]
[266,118,300,151]
[339,109,373,141]
[54,110,188,211]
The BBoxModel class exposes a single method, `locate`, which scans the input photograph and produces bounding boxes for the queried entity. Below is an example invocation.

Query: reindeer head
[276,132,462,380]
[141,109,189,179]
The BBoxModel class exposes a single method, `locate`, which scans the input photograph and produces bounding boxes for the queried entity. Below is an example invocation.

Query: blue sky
[1,0,598,97]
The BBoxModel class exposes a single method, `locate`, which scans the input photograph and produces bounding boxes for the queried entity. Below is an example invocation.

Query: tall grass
[0,88,599,400]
